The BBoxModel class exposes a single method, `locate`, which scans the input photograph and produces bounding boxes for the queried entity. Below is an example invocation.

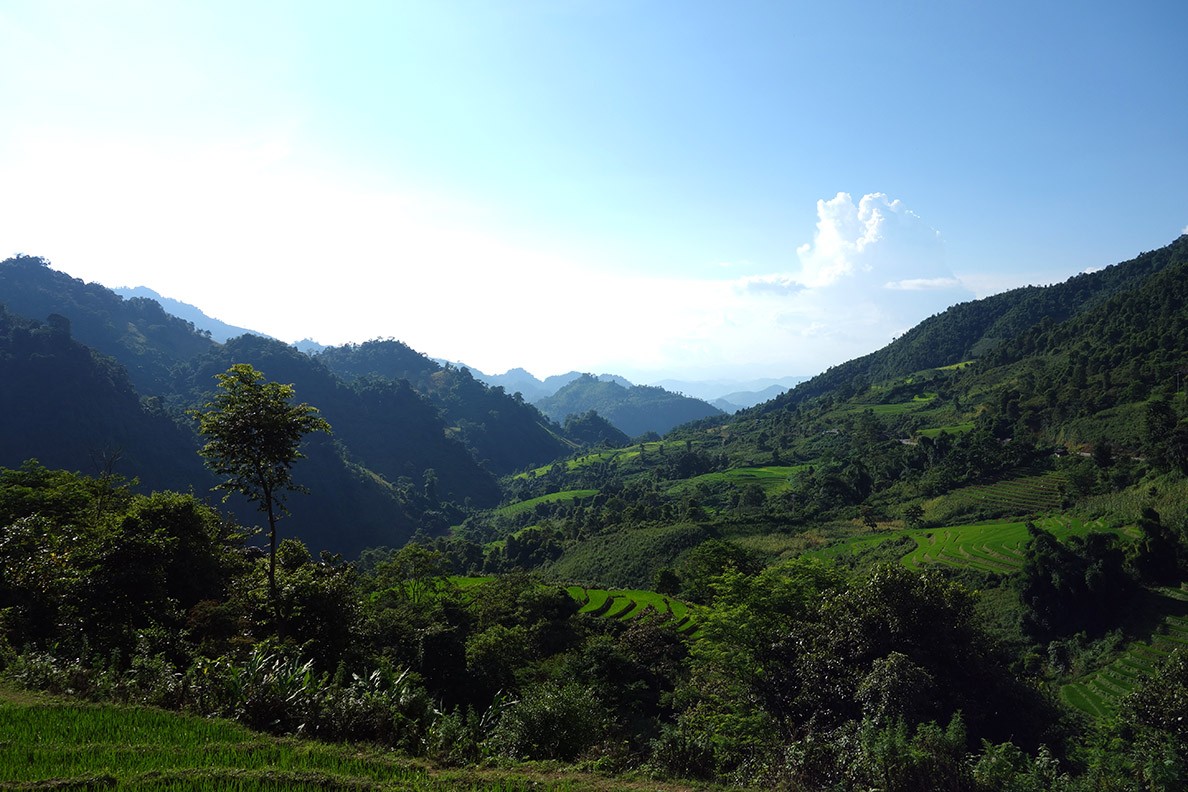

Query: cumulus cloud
[738,192,967,298]
[704,192,975,375]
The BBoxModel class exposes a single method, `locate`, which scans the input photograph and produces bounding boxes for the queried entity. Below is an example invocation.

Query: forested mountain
[0,255,216,395]
[767,237,1188,409]
[536,374,723,437]
[0,303,207,492]
[113,285,268,343]
[174,335,502,506]
[0,255,583,554]
[318,339,572,474]
[712,383,790,412]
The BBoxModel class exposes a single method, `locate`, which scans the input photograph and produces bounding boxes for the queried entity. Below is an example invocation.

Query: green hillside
[536,374,723,438]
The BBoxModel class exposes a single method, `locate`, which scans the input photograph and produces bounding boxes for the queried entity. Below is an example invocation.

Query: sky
[1,1,1186,383]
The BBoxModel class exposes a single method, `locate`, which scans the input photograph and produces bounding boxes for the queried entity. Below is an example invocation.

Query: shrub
[486,681,608,761]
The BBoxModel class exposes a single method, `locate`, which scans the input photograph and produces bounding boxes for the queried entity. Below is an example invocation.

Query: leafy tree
[1130,507,1182,584]
[1019,523,1134,638]
[191,363,330,616]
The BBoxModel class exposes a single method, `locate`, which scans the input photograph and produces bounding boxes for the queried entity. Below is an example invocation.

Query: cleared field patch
[807,516,1114,573]
[903,516,1109,572]
[495,489,598,517]
[514,441,712,480]
[947,473,1068,515]
[845,394,938,417]
[668,465,809,498]
[917,422,975,438]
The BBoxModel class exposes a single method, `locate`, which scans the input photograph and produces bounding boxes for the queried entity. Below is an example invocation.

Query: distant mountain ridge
[535,374,723,438]
[112,286,270,343]
[0,255,591,555]
[467,367,808,409]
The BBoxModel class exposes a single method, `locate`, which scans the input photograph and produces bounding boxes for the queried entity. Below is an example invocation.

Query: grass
[806,515,1118,574]
[902,516,1108,573]
[0,688,701,791]
[494,490,598,517]
[513,441,707,479]
[666,466,808,497]
[917,422,975,438]
[0,690,465,790]
[844,394,938,417]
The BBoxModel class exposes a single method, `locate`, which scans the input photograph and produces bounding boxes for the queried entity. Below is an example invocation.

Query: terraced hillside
[902,516,1109,573]
[453,577,698,633]
[924,472,1069,520]
[812,516,1114,574]
[567,586,699,635]
[1060,588,1188,718]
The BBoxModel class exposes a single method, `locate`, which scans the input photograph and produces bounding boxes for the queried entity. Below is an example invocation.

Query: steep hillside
[536,374,723,437]
[0,305,208,492]
[766,237,1188,411]
[176,335,502,509]
[317,340,570,474]
[0,308,433,555]
[113,285,268,343]
[489,235,1188,588]
[0,255,216,395]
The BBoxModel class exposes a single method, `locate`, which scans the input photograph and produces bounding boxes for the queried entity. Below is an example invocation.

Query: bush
[486,681,608,761]
[184,646,323,733]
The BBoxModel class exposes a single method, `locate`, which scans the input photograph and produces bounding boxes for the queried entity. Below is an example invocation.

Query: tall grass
[0,688,609,790]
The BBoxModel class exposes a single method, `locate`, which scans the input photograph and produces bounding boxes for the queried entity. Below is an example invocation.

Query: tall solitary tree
[191,363,330,615]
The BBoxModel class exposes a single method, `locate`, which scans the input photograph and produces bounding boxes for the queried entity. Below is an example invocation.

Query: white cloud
[694,192,975,375]
[792,192,896,288]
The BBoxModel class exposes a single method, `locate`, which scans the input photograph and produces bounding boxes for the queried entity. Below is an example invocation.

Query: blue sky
[1,1,1185,381]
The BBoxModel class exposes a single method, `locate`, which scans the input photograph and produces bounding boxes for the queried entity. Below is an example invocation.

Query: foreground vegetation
[0,686,693,791]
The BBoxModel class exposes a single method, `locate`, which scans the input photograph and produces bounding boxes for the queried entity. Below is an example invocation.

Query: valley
[3,235,1188,789]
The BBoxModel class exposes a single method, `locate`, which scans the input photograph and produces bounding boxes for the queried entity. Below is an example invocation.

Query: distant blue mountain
[112,286,270,343]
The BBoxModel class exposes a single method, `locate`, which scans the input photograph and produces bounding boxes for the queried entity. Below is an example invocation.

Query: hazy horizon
[4,2,1185,380]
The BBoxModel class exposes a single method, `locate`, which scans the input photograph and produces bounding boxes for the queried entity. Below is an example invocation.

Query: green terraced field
[495,489,598,517]
[917,422,975,438]
[928,472,1069,516]
[809,516,1115,574]
[905,516,1113,572]
[846,394,938,416]
[1060,589,1188,718]
[453,579,697,633]
[568,586,699,634]
[514,441,703,479]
